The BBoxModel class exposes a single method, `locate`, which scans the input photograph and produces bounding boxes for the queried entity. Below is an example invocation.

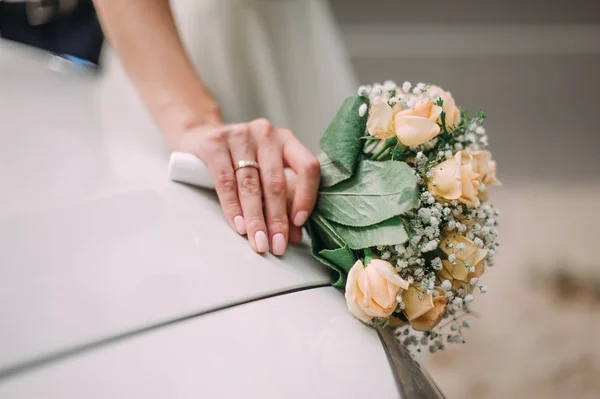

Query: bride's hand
[179,119,321,256]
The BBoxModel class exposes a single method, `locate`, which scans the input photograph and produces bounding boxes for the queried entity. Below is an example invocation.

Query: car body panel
[0,287,399,398]
[0,41,331,373]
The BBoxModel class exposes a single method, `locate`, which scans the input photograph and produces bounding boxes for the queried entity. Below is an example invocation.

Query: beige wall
[329,0,600,184]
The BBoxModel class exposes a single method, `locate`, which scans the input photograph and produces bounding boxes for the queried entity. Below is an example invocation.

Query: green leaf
[316,160,419,227]
[319,247,356,288]
[317,152,352,188]
[320,96,369,174]
[328,216,409,250]
[307,214,357,288]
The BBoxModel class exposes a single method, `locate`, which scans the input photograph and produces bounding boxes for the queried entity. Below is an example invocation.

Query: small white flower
[456,243,466,251]
[383,80,397,92]
[444,150,453,159]
[464,294,474,304]
[402,81,412,93]
[475,126,485,134]
[431,257,443,271]
[452,297,463,308]
[448,254,456,262]
[469,277,479,286]
[469,266,476,273]
[479,285,488,293]
[441,280,452,291]
[358,103,368,117]
[357,85,370,96]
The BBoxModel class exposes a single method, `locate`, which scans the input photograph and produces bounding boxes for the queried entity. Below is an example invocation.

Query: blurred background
[333,1,600,398]
[2,0,599,397]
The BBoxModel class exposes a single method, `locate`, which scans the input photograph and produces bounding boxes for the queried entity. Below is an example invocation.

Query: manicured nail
[272,233,287,256]
[293,210,309,227]
[254,231,269,253]
[234,216,246,235]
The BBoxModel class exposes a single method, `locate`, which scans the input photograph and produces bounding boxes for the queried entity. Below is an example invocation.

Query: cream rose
[366,97,395,139]
[401,286,447,331]
[428,85,461,128]
[439,234,488,292]
[467,150,501,187]
[428,151,482,208]
[393,101,443,146]
[345,259,409,324]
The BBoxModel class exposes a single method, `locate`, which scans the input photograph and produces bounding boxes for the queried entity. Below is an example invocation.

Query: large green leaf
[307,214,357,288]
[317,152,352,188]
[319,96,369,174]
[328,216,409,250]
[316,160,418,227]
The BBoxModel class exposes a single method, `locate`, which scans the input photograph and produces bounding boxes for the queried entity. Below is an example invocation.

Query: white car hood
[0,42,331,375]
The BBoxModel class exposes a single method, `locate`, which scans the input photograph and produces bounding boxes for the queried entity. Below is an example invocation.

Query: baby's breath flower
[383,80,397,92]
[463,294,474,304]
[431,257,443,271]
[402,81,412,93]
[479,285,488,293]
[358,103,368,117]
[469,277,479,286]
[357,85,370,96]
[452,297,463,308]
[441,280,452,291]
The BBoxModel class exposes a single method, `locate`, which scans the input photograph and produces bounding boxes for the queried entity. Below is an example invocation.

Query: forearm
[93,0,222,149]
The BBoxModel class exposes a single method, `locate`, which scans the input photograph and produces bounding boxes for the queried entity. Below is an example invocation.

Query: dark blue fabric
[0,0,104,65]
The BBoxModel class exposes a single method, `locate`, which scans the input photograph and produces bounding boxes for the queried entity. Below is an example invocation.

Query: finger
[284,167,302,244]
[229,123,269,254]
[280,130,321,227]
[255,123,288,256]
[198,127,245,235]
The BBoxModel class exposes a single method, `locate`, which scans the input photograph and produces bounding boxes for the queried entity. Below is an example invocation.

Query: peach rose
[345,259,409,324]
[467,150,501,187]
[402,286,447,331]
[428,85,461,128]
[439,234,488,292]
[366,97,395,139]
[393,101,443,146]
[428,151,482,208]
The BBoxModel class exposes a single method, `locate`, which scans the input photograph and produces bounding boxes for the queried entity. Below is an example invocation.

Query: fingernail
[272,233,287,256]
[254,231,269,253]
[234,216,246,235]
[293,210,309,227]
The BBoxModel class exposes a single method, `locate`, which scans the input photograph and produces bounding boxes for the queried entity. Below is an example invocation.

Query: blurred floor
[427,184,600,399]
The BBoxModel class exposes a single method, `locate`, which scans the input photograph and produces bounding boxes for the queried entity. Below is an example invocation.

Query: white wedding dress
[99,0,357,154]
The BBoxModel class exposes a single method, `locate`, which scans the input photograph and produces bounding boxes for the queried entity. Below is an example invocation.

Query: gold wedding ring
[234,160,260,172]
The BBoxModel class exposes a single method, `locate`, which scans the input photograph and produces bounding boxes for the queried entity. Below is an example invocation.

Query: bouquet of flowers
[308,81,501,353]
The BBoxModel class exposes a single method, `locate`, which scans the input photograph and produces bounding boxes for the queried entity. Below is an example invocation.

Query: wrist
[157,96,224,151]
